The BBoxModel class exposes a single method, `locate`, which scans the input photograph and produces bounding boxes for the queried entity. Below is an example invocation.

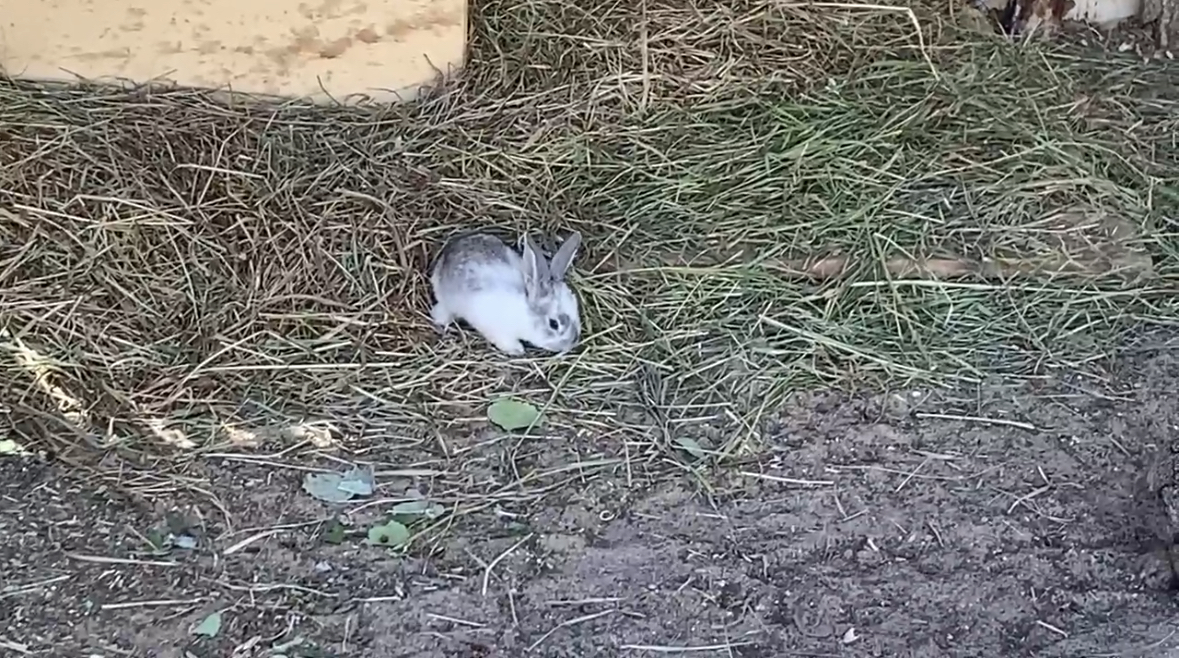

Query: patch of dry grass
[2,0,1178,465]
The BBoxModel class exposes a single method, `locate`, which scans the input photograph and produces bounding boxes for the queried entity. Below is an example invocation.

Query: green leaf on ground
[192,610,223,637]
[302,473,353,503]
[506,521,531,535]
[0,439,25,455]
[675,436,708,461]
[366,520,411,548]
[1157,186,1179,203]
[145,527,168,551]
[321,519,346,545]
[487,398,540,431]
[390,500,446,526]
[337,465,375,496]
[390,500,445,519]
[302,465,375,503]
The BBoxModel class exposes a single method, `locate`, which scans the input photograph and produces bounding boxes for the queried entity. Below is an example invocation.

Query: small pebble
[173,534,198,549]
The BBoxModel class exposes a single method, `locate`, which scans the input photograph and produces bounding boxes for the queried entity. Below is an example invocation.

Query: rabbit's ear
[549,231,582,280]
[521,234,549,295]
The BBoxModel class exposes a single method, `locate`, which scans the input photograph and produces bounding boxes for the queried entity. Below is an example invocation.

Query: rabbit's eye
[548,319,560,331]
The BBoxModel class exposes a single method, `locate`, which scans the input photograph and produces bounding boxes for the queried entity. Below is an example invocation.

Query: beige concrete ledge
[0,0,466,104]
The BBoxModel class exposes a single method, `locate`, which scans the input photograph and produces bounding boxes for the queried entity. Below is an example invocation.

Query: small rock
[172,534,198,550]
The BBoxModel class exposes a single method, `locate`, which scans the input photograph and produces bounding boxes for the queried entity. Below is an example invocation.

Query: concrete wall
[1067,0,1141,25]
[0,0,466,104]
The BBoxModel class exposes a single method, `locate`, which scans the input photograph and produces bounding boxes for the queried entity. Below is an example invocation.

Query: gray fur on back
[432,232,522,295]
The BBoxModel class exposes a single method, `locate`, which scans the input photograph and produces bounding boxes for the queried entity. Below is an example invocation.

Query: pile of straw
[2,0,1177,459]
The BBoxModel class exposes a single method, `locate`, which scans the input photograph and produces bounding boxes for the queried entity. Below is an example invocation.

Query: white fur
[429,232,582,356]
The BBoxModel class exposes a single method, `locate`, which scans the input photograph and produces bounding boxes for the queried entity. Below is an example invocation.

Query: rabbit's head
[520,231,583,353]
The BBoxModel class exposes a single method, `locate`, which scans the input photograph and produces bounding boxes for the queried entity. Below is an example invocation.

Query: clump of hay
[1,0,1177,461]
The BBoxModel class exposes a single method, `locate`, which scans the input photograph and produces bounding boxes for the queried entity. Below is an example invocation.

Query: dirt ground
[3,345,1179,658]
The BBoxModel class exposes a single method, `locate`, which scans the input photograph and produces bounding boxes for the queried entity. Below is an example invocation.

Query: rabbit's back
[432,234,523,293]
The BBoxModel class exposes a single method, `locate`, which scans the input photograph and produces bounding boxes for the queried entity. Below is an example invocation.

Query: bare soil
[4,349,1179,658]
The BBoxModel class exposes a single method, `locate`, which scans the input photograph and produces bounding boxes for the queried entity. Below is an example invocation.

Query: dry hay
[1,0,1179,467]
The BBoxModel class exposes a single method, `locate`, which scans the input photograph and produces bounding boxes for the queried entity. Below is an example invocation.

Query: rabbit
[429,230,583,356]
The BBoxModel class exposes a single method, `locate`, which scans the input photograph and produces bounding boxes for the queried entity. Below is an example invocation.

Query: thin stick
[482,534,533,597]
[740,472,834,486]
[100,598,205,611]
[915,412,1037,431]
[527,609,617,653]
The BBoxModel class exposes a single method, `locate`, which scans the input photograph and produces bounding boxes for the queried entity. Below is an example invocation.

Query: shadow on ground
[4,348,1179,658]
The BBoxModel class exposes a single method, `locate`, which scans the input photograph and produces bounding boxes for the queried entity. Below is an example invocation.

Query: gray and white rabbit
[429,230,583,356]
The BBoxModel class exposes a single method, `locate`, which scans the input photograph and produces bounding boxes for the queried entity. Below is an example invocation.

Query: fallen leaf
[487,398,540,431]
[270,635,308,655]
[842,626,859,644]
[1159,186,1179,203]
[506,520,531,535]
[366,520,411,548]
[0,439,24,455]
[302,465,376,503]
[390,500,445,519]
[192,611,223,637]
[337,465,375,496]
[321,519,346,545]
[390,504,444,527]
[302,472,354,503]
[146,527,168,551]
[675,436,707,461]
